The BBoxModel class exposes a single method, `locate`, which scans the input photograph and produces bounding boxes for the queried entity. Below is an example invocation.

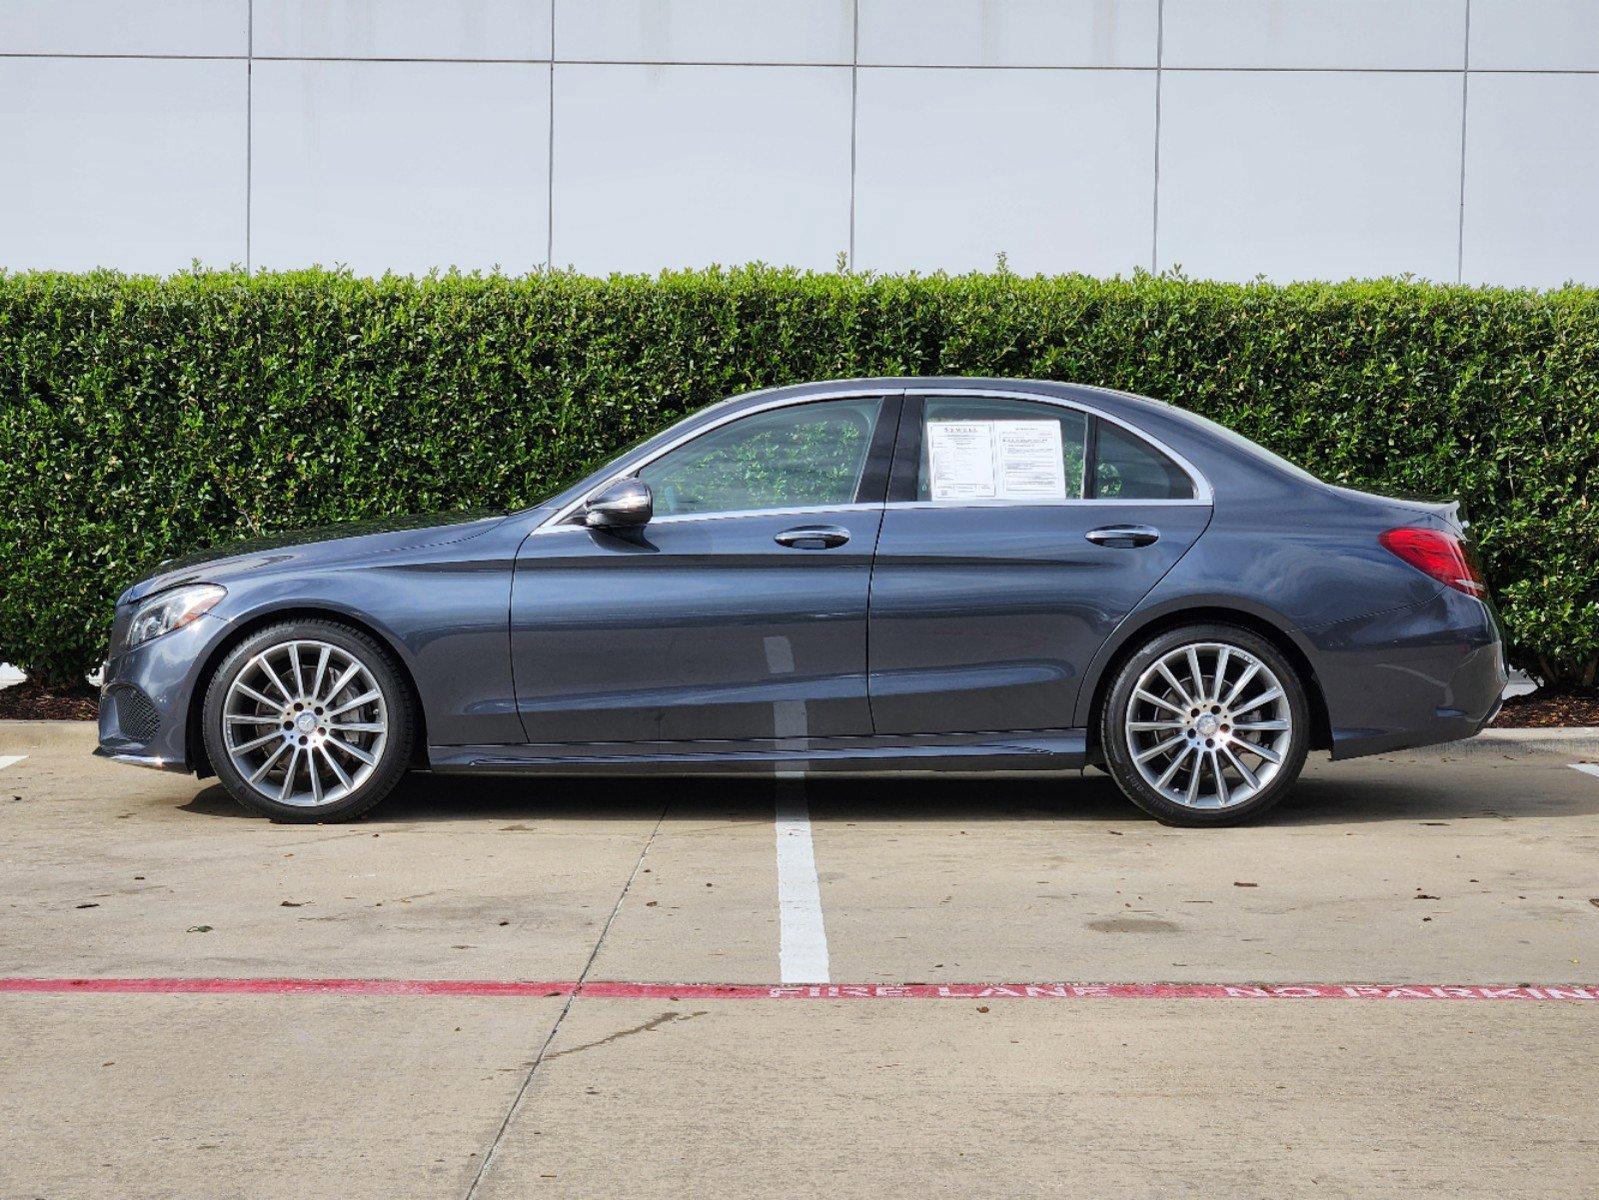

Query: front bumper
[91,746,187,772]
[96,612,231,773]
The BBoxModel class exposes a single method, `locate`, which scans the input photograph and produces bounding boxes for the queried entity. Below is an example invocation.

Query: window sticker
[926,420,1067,502]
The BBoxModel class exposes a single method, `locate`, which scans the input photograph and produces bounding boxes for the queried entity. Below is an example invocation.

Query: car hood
[118,510,510,606]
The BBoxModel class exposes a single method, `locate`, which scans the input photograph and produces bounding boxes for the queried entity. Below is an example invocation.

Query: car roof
[718,375,1187,427]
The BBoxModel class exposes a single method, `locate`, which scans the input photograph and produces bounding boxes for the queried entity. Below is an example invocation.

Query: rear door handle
[775,525,851,549]
[1085,524,1161,548]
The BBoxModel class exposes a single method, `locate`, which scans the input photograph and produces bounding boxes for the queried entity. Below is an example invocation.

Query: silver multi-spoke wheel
[221,639,388,808]
[1123,641,1293,810]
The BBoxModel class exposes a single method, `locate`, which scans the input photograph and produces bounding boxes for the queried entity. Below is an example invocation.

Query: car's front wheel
[202,620,414,822]
[1100,624,1309,826]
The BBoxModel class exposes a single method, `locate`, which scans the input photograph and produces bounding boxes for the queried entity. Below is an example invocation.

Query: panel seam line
[245,0,253,272]
[847,0,859,269]
[1456,0,1472,283]
[546,0,556,268]
[1151,0,1165,273]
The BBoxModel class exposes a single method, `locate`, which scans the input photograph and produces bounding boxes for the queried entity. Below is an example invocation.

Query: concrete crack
[542,1009,706,1062]
[462,798,669,1200]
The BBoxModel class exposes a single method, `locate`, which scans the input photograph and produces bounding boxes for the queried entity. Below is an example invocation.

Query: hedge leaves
[1,267,1595,688]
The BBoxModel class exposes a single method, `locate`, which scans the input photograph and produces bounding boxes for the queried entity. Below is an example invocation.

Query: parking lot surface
[2,721,1597,1198]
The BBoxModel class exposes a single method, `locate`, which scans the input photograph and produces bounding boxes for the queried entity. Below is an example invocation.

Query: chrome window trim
[533,384,1212,534]
[538,501,884,533]
[910,386,1213,506]
[882,498,1212,511]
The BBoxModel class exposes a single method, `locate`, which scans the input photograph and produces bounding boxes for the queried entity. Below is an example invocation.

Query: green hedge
[2,267,1596,689]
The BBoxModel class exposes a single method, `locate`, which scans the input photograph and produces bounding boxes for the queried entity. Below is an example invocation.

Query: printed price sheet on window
[925,420,1068,501]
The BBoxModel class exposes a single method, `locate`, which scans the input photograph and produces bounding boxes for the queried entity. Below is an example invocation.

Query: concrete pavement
[2,721,1596,1198]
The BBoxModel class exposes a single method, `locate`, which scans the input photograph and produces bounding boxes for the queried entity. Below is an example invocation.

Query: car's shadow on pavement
[179,761,1599,826]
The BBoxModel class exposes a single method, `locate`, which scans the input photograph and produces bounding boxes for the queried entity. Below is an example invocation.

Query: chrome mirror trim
[583,478,654,529]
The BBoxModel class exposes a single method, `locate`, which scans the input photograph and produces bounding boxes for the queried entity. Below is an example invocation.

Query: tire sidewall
[202,620,413,822]
[1101,623,1310,827]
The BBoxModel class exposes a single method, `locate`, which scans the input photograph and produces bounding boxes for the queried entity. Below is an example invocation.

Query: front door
[511,395,896,744]
[867,393,1212,735]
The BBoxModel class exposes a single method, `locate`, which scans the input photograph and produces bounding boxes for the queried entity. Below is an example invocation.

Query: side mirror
[583,479,653,529]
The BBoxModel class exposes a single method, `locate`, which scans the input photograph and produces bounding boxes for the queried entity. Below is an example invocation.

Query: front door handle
[1085,524,1161,548]
[775,525,851,549]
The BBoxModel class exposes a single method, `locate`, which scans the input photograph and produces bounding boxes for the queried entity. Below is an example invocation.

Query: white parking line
[776,782,830,984]
[1571,763,1599,781]
[0,755,26,771]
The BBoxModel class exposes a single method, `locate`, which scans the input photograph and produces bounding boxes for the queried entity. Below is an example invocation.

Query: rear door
[866,392,1211,735]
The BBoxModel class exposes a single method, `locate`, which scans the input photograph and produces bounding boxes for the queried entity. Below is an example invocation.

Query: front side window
[637,398,882,517]
[917,397,1088,502]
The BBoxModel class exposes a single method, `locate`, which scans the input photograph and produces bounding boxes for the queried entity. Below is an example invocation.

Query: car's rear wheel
[1100,624,1309,826]
[202,620,414,822]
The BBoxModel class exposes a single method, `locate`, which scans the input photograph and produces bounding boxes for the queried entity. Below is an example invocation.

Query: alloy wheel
[221,639,389,808]
[1122,641,1293,810]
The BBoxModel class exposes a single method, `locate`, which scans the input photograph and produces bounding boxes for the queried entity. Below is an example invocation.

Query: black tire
[202,619,415,822]
[1099,623,1310,827]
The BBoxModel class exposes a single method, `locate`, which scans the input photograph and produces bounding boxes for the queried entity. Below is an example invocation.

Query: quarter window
[637,398,883,517]
[1092,423,1195,501]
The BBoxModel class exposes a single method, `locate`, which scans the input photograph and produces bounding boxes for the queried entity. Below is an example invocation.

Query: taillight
[1379,527,1487,597]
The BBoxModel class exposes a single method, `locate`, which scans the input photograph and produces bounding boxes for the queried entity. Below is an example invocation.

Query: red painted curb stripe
[0,978,574,997]
[583,982,1599,1002]
[1,979,1596,1002]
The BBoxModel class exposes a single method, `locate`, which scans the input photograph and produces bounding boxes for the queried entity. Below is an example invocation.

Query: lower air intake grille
[111,685,161,743]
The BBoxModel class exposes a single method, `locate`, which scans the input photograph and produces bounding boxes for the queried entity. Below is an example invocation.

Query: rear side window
[916,396,1089,502]
[904,396,1196,504]
[1091,423,1195,501]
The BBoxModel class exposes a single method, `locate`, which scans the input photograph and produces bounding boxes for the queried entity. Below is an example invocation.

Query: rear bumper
[1313,586,1508,761]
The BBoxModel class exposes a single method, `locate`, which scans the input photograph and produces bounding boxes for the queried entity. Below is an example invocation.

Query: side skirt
[427,729,1087,777]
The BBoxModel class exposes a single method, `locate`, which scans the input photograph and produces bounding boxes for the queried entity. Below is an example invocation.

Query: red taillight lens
[1379,527,1487,597]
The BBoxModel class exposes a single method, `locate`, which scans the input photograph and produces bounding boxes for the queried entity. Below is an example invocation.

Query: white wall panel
[559,0,853,64]
[551,64,852,273]
[253,0,552,61]
[0,0,248,56]
[250,61,548,274]
[1462,74,1599,287]
[1157,71,1462,282]
[858,0,1158,67]
[1163,0,1466,69]
[854,68,1154,274]
[1469,1,1599,71]
[1,1,1595,286]
[0,58,246,272]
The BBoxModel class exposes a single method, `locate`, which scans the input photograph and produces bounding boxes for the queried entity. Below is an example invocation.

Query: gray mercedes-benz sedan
[96,378,1506,826]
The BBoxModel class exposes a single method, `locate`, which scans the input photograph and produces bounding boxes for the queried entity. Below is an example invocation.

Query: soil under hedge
[1490,688,1599,729]
[0,681,98,721]
[4,682,1596,728]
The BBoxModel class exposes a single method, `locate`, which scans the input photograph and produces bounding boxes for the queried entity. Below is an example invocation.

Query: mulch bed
[0,681,99,721]
[1491,687,1599,728]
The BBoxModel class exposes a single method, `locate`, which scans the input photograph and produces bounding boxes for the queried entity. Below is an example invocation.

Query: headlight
[125,584,226,649]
